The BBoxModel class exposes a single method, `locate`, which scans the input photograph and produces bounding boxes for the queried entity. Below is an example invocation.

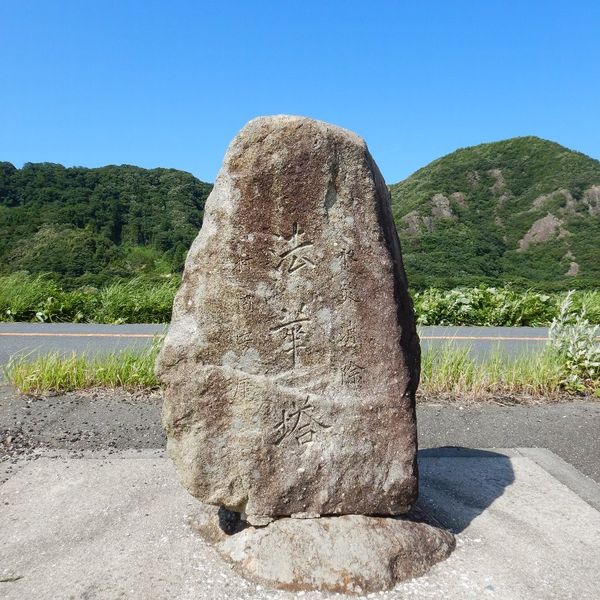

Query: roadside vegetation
[422,291,599,397]
[2,274,600,326]
[5,344,597,397]
[4,345,160,393]
[0,274,178,323]
[5,296,598,397]
[413,286,600,326]
[420,345,563,397]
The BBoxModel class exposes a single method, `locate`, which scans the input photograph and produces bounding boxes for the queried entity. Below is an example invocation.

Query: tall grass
[94,279,178,323]
[5,342,596,397]
[4,345,160,393]
[420,344,564,396]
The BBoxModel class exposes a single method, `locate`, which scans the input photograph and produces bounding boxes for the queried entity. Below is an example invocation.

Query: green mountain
[390,137,600,289]
[0,162,212,286]
[3,137,600,291]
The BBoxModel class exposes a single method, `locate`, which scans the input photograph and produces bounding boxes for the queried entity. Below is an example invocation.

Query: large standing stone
[156,115,420,522]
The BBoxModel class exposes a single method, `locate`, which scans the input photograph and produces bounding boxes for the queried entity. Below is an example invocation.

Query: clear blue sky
[2,0,599,183]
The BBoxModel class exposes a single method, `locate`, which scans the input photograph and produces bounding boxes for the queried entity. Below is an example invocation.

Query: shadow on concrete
[416,447,515,534]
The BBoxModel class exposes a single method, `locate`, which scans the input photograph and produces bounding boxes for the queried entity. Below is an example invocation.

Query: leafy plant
[413,286,572,326]
[0,274,177,323]
[548,291,600,392]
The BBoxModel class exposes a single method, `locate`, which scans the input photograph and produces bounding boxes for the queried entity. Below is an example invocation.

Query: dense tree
[3,137,600,291]
[0,163,212,286]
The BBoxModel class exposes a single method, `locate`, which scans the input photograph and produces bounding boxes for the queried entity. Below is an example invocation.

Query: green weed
[413,286,600,326]
[549,291,600,392]
[420,344,564,396]
[6,340,595,397]
[4,344,160,393]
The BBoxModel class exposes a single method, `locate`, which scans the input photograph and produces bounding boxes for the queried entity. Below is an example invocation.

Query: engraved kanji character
[341,362,364,387]
[271,305,310,367]
[338,321,358,347]
[273,396,330,445]
[274,223,315,274]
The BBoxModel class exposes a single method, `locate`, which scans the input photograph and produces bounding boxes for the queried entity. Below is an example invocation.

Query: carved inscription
[274,396,330,446]
[335,248,360,302]
[273,223,315,273]
[338,248,354,270]
[338,320,358,348]
[341,361,364,387]
[340,284,359,303]
[232,377,251,400]
[234,252,251,274]
[237,293,255,312]
[233,328,253,346]
[271,305,310,367]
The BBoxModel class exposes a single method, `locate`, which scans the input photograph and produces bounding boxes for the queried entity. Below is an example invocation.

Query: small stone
[245,514,274,527]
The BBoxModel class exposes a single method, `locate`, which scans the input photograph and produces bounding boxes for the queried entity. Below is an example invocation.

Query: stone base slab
[195,506,455,594]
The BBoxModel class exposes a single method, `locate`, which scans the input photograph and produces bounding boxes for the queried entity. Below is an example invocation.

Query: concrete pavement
[2,382,600,598]
[1,448,599,599]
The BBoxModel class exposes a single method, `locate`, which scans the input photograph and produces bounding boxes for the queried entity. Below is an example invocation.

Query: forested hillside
[0,162,212,286]
[390,137,600,289]
[2,137,600,291]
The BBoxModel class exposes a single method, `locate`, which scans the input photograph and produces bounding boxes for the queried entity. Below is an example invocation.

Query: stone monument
[156,115,454,593]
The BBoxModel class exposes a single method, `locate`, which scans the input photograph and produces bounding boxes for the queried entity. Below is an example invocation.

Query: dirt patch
[566,261,580,276]
[450,191,466,208]
[431,194,455,220]
[401,195,456,234]
[416,389,596,406]
[401,210,424,235]
[467,171,480,188]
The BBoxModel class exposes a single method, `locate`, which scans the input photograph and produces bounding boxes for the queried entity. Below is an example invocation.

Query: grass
[4,346,160,394]
[4,342,596,398]
[0,274,179,323]
[420,344,565,397]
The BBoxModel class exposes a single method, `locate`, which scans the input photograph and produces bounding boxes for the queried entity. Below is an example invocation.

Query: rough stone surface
[157,115,420,519]
[195,506,455,595]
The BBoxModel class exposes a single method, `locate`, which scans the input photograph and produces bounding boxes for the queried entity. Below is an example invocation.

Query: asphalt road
[2,384,599,487]
[0,323,551,365]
